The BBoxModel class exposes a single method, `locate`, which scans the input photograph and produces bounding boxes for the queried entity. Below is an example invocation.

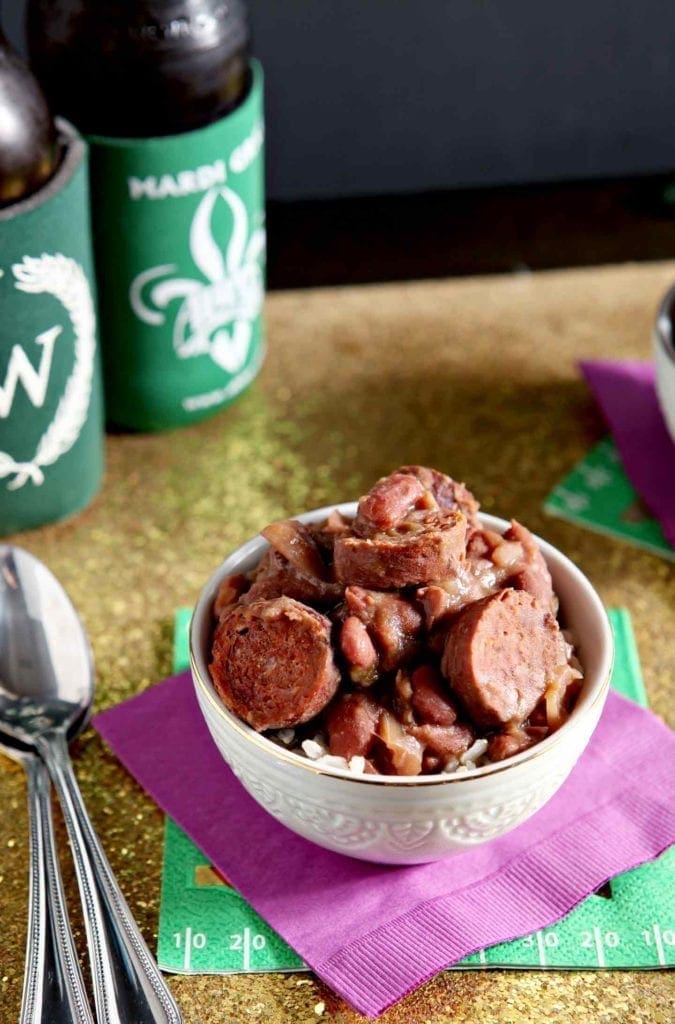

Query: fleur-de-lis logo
[129,186,265,374]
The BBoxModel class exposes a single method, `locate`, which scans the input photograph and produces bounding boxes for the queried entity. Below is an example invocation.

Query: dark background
[5,0,675,285]
[6,0,675,200]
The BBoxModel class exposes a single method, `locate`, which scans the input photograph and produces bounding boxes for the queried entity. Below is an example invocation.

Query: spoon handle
[21,756,94,1024]
[38,733,183,1024]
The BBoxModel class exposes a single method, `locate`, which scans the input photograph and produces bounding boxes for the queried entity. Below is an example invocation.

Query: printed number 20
[229,933,266,950]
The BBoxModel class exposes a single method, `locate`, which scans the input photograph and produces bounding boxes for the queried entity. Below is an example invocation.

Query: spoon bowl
[0,545,92,745]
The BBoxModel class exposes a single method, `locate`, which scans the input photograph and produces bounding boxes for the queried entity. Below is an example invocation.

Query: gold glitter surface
[1,262,674,1024]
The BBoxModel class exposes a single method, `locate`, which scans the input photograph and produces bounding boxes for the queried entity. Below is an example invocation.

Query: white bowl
[190,505,613,865]
[654,284,675,444]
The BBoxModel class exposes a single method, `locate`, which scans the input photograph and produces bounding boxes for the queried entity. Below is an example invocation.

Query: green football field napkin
[94,603,675,1017]
[154,607,673,977]
[545,437,674,561]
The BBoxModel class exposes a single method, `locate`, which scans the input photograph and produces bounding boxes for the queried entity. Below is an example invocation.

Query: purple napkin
[94,673,675,1018]
[580,360,675,547]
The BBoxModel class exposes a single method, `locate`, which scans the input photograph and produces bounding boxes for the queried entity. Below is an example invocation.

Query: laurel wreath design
[0,254,96,490]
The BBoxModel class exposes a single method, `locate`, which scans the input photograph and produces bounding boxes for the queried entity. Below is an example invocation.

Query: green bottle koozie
[88,61,265,431]
[0,120,104,535]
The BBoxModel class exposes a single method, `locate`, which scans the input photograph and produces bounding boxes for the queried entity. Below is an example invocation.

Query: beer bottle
[27,0,250,137]
[27,1,266,432]
[0,30,58,204]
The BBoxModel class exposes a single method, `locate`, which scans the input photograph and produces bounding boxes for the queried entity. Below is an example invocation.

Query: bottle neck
[69,1,249,59]
[27,0,251,138]
[0,31,59,204]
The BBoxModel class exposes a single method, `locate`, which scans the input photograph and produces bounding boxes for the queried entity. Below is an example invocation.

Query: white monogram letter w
[0,326,61,419]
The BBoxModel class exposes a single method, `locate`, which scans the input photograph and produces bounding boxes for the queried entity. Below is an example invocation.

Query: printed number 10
[173,927,207,970]
[174,930,206,949]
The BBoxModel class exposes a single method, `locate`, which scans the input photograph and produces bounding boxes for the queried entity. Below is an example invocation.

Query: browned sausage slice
[334,508,467,589]
[210,596,340,730]
[441,588,569,727]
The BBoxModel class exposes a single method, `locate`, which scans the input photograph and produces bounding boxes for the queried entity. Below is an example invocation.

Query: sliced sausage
[441,588,569,727]
[325,692,381,759]
[334,508,467,589]
[397,465,480,528]
[210,596,340,730]
[344,585,423,671]
[353,472,426,534]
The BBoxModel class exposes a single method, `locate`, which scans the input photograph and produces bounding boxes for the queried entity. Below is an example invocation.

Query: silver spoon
[0,732,94,1024]
[0,545,182,1024]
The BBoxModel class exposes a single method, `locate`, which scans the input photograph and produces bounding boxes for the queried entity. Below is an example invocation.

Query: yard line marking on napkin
[183,927,193,971]
[652,923,665,967]
[592,926,605,967]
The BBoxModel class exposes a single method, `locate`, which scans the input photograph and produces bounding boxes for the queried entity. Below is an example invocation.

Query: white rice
[460,738,489,765]
[314,754,349,769]
[301,738,327,760]
[280,732,488,776]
